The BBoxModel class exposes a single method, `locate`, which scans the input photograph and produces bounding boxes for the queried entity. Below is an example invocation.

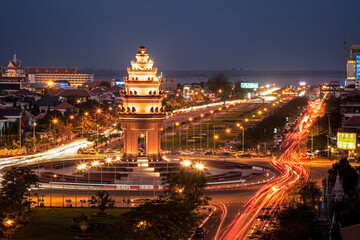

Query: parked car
[89,149,96,155]
[82,149,89,154]
[106,148,114,154]
[218,152,232,158]
[98,149,104,154]
[204,151,214,156]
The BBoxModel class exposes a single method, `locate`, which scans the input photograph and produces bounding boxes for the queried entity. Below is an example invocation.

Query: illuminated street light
[218,89,222,93]
[48,81,54,87]
[218,107,222,111]
[258,111,262,115]
[106,157,112,163]
[194,162,204,170]
[200,114,204,117]
[236,123,241,127]
[69,115,74,120]
[77,163,87,171]
[214,135,219,139]
[175,122,180,127]
[92,161,99,167]
[53,119,58,124]
[76,99,81,104]
[84,112,89,116]
[5,219,13,226]
[189,117,193,122]
[245,118,249,122]
[263,108,267,111]
[210,110,214,114]
[226,128,231,133]
[181,160,191,167]
[140,133,145,138]
[97,109,101,114]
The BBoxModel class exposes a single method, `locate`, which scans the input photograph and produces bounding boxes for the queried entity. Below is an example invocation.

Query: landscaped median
[12,208,129,240]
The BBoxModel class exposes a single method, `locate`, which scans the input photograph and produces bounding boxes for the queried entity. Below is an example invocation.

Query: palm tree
[89,190,114,214]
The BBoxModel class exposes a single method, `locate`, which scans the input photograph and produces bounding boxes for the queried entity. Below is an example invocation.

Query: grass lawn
[13,207,129,240]
[162,103,271,150]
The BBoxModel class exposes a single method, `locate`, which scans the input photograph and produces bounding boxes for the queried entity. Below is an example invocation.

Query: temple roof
[7,53,23,69]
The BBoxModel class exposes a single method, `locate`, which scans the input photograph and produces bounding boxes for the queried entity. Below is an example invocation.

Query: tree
[0,167,38,239]
[295,180,321,208]
[164,166,210,207]
[89,190,114,214]
[72,213,94,238]
[114,165,210,239]
[207,74,232,99]
[253,204,321,240]
[99,81,111,88]
[328,157,358,194]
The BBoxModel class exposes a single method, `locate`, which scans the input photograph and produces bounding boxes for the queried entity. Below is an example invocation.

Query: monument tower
[119,46,166,161]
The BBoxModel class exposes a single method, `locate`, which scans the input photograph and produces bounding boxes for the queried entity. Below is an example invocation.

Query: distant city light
[299,82,306,86]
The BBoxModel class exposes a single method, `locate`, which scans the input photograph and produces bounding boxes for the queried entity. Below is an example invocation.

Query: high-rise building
[346,45,360,88]
[119,46,166,161]
[28,67,94,87]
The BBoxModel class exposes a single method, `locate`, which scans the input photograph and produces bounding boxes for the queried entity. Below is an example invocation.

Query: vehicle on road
[301,154,309,160]
[98,149,104,154]
[218,152,233,158]
[106,148,114,154]
[82,149,89,154]
[193,227,208,238]
[204,151,214,156]
[89,149,96,155]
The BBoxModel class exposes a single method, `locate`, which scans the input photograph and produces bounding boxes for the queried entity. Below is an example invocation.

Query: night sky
[1,0,360,71]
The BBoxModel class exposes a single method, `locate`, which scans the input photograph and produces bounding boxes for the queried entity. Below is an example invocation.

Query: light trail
[217,94,326,240]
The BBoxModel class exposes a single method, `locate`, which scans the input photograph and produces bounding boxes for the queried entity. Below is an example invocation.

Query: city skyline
[1,0,360,71]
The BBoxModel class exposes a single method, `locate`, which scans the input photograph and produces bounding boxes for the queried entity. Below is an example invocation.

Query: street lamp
[240,126,244,153]
[214,135,218,149]
[226,128,231,134]
[194,162,204,171]
[33,122,37,152]
[181,160,191,167]
[175,122,181,149]
[82,112,89,137]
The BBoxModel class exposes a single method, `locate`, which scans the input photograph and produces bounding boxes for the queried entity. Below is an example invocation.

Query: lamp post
[240,126,244,153]
[82,112,89,138]
[77,163,87,207]
[172,122,175,149]
[33,122,37,153]
[214,135,218,150]
[175,122,180,149]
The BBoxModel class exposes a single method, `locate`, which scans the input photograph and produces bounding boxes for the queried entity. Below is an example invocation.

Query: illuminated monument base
[120,116,165,162]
